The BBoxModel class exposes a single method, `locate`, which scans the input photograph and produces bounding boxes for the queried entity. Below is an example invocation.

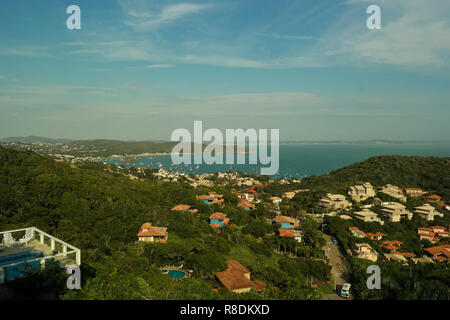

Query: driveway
[321,234,353,300]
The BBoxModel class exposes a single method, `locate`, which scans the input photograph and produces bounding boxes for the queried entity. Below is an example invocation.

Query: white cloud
[147,64,175,68]
[335,0,450,66]
[123,2,212,30]
[254,32,313,41]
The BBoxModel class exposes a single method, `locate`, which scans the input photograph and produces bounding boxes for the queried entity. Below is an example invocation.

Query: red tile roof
[276,216,298,224]
[215,260,266,292]
[279,229,297,238]
[210,212,227,220]
[137,223,167,237]
[171,204,198,213]
[395,252,416,258]
[424,244,450,258]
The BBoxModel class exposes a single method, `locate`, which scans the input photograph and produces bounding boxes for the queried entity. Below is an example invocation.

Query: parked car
[341,283,351,298]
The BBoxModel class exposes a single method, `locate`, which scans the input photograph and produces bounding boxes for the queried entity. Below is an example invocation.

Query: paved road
[321,234,353,300]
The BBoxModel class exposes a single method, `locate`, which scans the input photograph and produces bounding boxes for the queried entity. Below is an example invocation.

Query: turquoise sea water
[102,143,450,179]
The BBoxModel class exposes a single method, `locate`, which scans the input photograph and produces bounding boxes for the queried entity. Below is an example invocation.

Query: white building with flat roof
[318,193,352,210]
[347,182,376,202]
[381,202,412,222]
[414,204,444,221]
[0,227,80,284]
[354,209,384,225]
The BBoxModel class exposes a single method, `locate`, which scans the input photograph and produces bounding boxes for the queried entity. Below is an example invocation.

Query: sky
[0,0,449,141]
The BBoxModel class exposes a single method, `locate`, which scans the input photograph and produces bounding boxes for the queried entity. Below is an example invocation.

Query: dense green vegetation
[1,147,448,300]
[298,155,450,202]
[0,146,329,300]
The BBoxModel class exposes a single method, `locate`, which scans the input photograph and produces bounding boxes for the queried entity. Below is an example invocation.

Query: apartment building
[347,182,376,202]
[414,204,444,221]
[353,209,384,225]
[381,202,413,222]
[318,193,352,210]
[380,184,407,202]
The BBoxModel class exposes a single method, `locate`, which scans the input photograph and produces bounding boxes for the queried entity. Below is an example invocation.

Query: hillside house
[347,182,376,202]
[171,204,199,215]
[380,184,407,202]
[209,212,231,231]
[318,193,352,210]
[197,192,224,206]
[274,216,300,229]
[414,204,444,221]
[424,244,450,262]
[404,188,424,197]
[215,260,266,293]
[381,202,413,222]
[349,227,366,238]
[279,229,303,243]
[237,199,255,211]
[354,243,378,262]
[137,223,168,243]
[354,209,384,225]
[426,194,442,203]
[367,232,385,241]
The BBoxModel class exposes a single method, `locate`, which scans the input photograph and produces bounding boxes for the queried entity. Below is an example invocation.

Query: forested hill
[298,155,450,197]
[0,145,198,247]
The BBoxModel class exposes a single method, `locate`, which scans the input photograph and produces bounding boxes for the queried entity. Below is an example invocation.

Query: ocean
[102,143,450,179]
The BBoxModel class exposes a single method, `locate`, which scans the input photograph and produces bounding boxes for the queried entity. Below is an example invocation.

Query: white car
[341,283,351,298]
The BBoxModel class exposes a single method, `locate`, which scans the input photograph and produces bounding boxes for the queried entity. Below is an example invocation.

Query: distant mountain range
[0,136,73,144]
[1,136,447,145]
[279,140,447,145]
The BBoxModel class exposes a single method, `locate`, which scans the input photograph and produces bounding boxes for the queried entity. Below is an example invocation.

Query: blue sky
[0,0,449,141]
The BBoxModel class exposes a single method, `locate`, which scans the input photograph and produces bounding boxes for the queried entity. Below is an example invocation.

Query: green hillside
[298,155,450,201]
[0,146,328,300]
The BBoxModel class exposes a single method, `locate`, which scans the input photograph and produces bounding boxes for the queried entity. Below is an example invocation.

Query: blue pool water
[168,270,185,279]
[0,250,46,281]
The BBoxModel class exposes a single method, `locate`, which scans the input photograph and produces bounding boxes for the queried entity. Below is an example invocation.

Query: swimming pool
[167,270,185,279]
[0,250,46,281]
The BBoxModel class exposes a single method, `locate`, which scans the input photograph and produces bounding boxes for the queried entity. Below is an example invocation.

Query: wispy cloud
[327,0,450,67]
[147,64,175,69]
[121,2,213,30]
[254,32,313,41]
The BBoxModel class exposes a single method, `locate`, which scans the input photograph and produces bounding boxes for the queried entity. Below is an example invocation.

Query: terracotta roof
[367,232,385,238]
[383,245,399,251]
[276,216,298,224]
[424,244,450,258]
[210,212,227,220]
[431,226,446,231]
[137,223,167,237]
[171,204,198,213]
[279,229,297,238]
[252,280,267,291]
[171,204,191,211]
[237,199,255,209]
[226,260,249,274]
[198,195,214,200]
[210,223,220,229]
[427,195,442,200]
[433,256,447,262]
[215,260,266,292]
[382,240,403,246]
[418,227,434,233]
[395,252,416,258]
